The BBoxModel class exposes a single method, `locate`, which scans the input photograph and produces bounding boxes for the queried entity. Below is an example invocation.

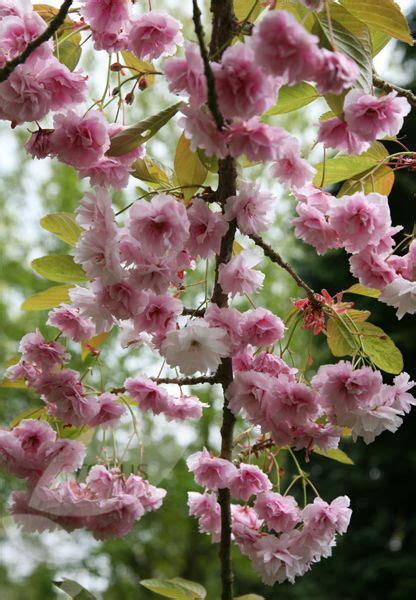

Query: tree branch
[111,375,217,394]
[0,0,74,83]
[373,74,416,107]
[192,0,224,130]
[249,233,321,307]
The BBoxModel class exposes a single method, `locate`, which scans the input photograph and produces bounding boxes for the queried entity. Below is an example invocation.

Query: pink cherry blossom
[231,504,263,546]
[69,285,114,333]
[50,110,110,169]
[179,104,228,158]
[251,10,321,84]
[315,50,359,95]
[329,192,391,254]
[88,392,125,427]
[128,193,189,254]
[226,117,288,163]
[293,201,340,255]
[226,370,276,424]
[187,447,238,490]
[218,251,265,297]
[213,42,278,120]
[344,90,411,142]
[24,129,53,159]
[47,305,95,342]
[272,142,316,190]
[267,377,320,425]
[164,42,207,106]
[188,491,221,541]
[242,308,286,347]
[229,463,272,501]
[80,0,130,34]
[349,250,396,289]
[250,532,301,585]
[254,492,301,532]
[388,373,415,413]
[253,352,297,380]
[19,330,69,370]
[160,319,230,375]
[380,276,416,319]
[128,11,183,61]
[204,304,246,355]
[302,496,352,538]
[6,360,41,386]
[224,181,274,235]
[134,292,182,334]
[164,395,205,421]
[318,116,370,155]
[125,377,170,415]
[186,199,228,258]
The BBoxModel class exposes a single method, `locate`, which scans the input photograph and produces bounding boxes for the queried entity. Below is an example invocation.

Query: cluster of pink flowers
[318,90,410,155]
[292,186,416,318]
[7,330,125,427]
[0,2,87,126]
[166,9,361,191]
[80,1,183,57]
[228,349,414,447]
[187,449,352,584]
[0,418,165,538]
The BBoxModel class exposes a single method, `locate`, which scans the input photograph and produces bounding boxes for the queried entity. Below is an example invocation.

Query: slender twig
[111,374,217,394]
[182,307,206,317]
[249,233,320,306]
[0,0,74,83]
[373,74,416,107]
[192,0,225,130]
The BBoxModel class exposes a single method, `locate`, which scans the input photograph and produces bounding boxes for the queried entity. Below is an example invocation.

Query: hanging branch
[111,374,218,394]
[0,0,74,83]
[373,74,416,107]
[192,0,225,130]
[250,233,321,307]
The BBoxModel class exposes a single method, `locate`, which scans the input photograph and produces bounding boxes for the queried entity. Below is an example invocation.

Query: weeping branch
[0,0,74,83]
[373,74,416,107]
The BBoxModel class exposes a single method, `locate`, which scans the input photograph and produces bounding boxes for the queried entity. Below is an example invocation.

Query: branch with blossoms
[0,0,74,83]
[1,0,416,599]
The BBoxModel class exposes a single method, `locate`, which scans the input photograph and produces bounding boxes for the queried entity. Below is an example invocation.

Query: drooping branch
[0,0,74,83]
[373,74,416,107]
[192,0,224,130]
[111,374,218,395]
[249,233,321,307]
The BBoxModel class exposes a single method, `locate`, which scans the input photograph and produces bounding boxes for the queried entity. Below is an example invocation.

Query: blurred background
[0,1,415,598]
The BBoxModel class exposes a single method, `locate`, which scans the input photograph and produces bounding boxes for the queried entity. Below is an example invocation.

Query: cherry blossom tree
[0,1,415,598]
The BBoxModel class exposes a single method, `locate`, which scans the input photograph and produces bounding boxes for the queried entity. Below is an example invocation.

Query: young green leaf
[359,322,403,374]
[233,0,262,22]
[40,212,83,246]
[31,255,88,283]
[53,579,96,599]
[140,577,206,599]
[121,51,156,85]
[21,285,73,311]
[345,284,381,298]
[313,447,354,465]
[313,142,388,186]
[340,0,413,45]
[337,164,395,197]
[266,82,319,115]
[131,158,171,187]
[174,133,208,200]
[107,102,183,156]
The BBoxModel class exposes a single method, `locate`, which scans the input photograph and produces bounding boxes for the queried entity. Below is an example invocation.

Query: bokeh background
[0,1,415,598]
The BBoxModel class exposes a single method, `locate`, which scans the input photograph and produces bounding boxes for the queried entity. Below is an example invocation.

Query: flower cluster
[0,419,165,538]
[187,450,352,584]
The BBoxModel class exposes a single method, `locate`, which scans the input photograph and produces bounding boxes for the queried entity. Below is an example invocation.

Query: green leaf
[233,0,262,22]
[53,579,96,599]
[359,322,403,374]
[370,29,390,55]
[40,212,83,246]
[11,407,47,427]
[313,142,388,186]
[21,284,73,311]
[313,447,354,465]
[345,283,381,298]
[340,0,413,45]
[81,331,111,360]
[54,422,94,445]
[234,596,265,600]
[337,164,395,197]
[316,13,372,90]
[174,133,208,200]
[31,255,88,283]
[57,39,82,71]
[266,82,319,115]
[107,102,183,157]
[121,51,156,85]
[35,4,82,70]
[327,316,357,357]
[131,158,171,187]
[324,92,346,117]
[140,578,206,599]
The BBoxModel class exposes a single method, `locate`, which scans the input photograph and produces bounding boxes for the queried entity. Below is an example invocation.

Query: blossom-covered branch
[0,0,73,83]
